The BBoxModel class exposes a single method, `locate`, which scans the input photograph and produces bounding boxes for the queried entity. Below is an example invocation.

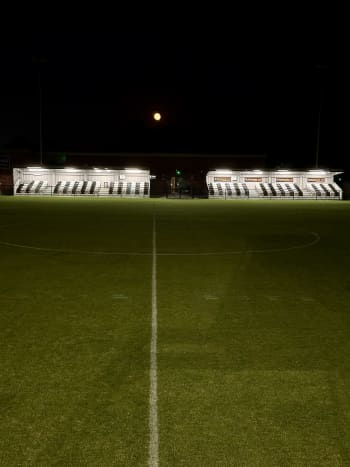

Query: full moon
[153,112,162,121]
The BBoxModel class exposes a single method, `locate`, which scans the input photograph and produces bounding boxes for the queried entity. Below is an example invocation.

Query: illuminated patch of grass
[0,198,349,465]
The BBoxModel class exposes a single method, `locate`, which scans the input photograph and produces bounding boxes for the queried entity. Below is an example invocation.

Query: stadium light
[277,169,290,172]
[125,168,143,173]
[253,170,263,174]
[215,169,232,174]
[308,169,326,174]
[27,166,46,171]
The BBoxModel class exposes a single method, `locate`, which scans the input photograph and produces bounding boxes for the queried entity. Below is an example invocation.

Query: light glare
[125,168,143,173]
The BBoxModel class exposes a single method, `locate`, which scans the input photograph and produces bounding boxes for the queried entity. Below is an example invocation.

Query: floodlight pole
[315,86,322,169]
[315,64,327,169]
[33,56,46,166]
[39,70,43,166]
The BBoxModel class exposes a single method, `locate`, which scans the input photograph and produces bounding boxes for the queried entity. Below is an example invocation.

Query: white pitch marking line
[157,231,321,255]
[0,231,321,256]
[0,240,151,255]
[149,212,159,467]
[300,297,315,302]
[266,295,279,301]
[204,294,218,300]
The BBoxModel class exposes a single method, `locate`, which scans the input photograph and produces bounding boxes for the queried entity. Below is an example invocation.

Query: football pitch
[0,197,350,466]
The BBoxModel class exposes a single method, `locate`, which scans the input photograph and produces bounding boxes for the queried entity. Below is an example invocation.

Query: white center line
[149,212,159,467]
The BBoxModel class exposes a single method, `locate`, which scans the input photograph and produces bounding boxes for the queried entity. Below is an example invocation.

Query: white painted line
[0,231,321,256]
[149,212,159,467]
[204,294,218,300]
[266,295,279,301]
[300,297,315,302]
[157,231,321,256]
[0,240,151,255]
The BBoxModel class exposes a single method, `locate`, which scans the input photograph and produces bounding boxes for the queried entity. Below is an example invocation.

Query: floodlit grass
[1,197,350,465]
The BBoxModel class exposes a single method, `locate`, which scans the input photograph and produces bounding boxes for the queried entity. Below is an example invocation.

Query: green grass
[1,197,350,466]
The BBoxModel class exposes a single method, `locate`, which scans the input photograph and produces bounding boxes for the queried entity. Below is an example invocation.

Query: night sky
[0,27,345,171]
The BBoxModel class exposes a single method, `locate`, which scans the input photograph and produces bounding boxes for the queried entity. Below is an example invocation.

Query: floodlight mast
[32,56,47,166]
[315,85,322,169]
[315,64,327,169]
[39,70,43,166]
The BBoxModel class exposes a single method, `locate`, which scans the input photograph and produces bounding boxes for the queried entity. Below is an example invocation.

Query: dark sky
[0,27,345,170]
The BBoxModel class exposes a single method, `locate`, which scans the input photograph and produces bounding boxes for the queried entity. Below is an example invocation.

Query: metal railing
[0,184,343,200]
[11,185,150,198]
[209,189,341,200]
